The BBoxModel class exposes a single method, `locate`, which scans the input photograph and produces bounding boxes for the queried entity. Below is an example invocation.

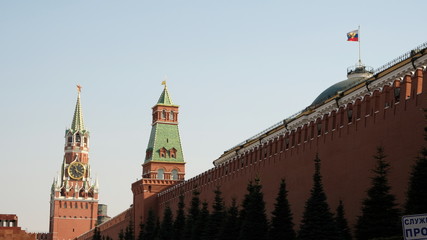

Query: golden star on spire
[77,84,82,93]
[161,75,168,87]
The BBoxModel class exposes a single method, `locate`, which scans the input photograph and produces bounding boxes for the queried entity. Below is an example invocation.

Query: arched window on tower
[160,148,167,158]
[76,134,81,143]
[157,169,165,180]
[171,169,178,180]
[161,110,166,119]
[169,148,177,158]
[170,111,174,120]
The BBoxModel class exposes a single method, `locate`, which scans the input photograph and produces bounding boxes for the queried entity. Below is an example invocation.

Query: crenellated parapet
[155,42,427,217]
[213,44,427,166]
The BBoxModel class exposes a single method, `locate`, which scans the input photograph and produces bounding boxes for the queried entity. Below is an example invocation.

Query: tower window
[161,110,166,119]
[68,136,72,143]
[157,169,165,180]
[76,134,81,142]
[171,169,178,180]
[170,111,174,120]
[160,147,167,158]
[170,148,177,158]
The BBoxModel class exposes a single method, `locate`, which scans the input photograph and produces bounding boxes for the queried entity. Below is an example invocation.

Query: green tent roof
[71,93,85,132]
[157,86,174,105]
[145,123,184,163]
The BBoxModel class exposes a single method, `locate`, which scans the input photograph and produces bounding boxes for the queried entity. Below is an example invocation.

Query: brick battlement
[158,63,427,204]
[76,43,427,238]
[155,53,427,229]
[215,58,427,165]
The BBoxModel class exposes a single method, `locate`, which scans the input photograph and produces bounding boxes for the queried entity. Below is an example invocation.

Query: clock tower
[49,86,99,240]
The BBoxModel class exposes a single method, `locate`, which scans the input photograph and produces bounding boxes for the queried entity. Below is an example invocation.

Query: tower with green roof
[142,83,186,181]
[132,83,186,233]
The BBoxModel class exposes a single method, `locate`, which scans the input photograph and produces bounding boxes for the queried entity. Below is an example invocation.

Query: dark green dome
[311,77,365,106]
[311,65,374,107]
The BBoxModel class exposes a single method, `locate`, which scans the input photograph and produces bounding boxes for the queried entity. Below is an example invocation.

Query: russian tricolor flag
[347,30,359,42]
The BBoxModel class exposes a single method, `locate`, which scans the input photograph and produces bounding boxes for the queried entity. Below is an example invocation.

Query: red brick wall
[76,208,132,240]
[156,68,426,229]
[79,67,427,238]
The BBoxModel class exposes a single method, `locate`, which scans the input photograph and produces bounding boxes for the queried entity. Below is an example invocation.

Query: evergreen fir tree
[92,226,102,240]
[184,189,201,240]
[238,178,269,240]
[124,221,135,240]
[334,200,352,240]
[268,178,295,240]
[218,198,239,240]
[298,154,339,240]
[405,112,427,214]
[204,187,225,240]
[119,229,125,240]
[238,181,254,228]
[138,221,145,240]
[159,206,174,240]
[194,201,209,240]
[173,194,186,240]
[355,147,401,240]
[154,219,161,240]
[142,209,157,240]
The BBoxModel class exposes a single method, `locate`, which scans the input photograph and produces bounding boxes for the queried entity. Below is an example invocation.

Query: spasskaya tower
[49,85,99,240]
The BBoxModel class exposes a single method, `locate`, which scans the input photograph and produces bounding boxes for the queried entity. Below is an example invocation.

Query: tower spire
[157,80,174,105]
[71,85,85,132]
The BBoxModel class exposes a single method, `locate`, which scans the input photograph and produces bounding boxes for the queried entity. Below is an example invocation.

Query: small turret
[347,63,374,80]
[93,177,99,194]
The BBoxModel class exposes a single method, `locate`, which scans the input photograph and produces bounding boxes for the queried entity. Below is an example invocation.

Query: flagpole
[358,25,361,66]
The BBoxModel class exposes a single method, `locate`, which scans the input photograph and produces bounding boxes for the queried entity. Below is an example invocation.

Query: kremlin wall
[73,42,427,240]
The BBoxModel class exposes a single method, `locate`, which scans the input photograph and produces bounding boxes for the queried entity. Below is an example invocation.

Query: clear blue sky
[1,1,426,233]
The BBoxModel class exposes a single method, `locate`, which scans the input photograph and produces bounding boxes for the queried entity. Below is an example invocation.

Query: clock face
[68,162,86,180]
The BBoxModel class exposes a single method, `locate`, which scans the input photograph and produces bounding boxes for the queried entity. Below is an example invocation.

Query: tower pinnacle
[71,85,85,132]
[157,82,174,105]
